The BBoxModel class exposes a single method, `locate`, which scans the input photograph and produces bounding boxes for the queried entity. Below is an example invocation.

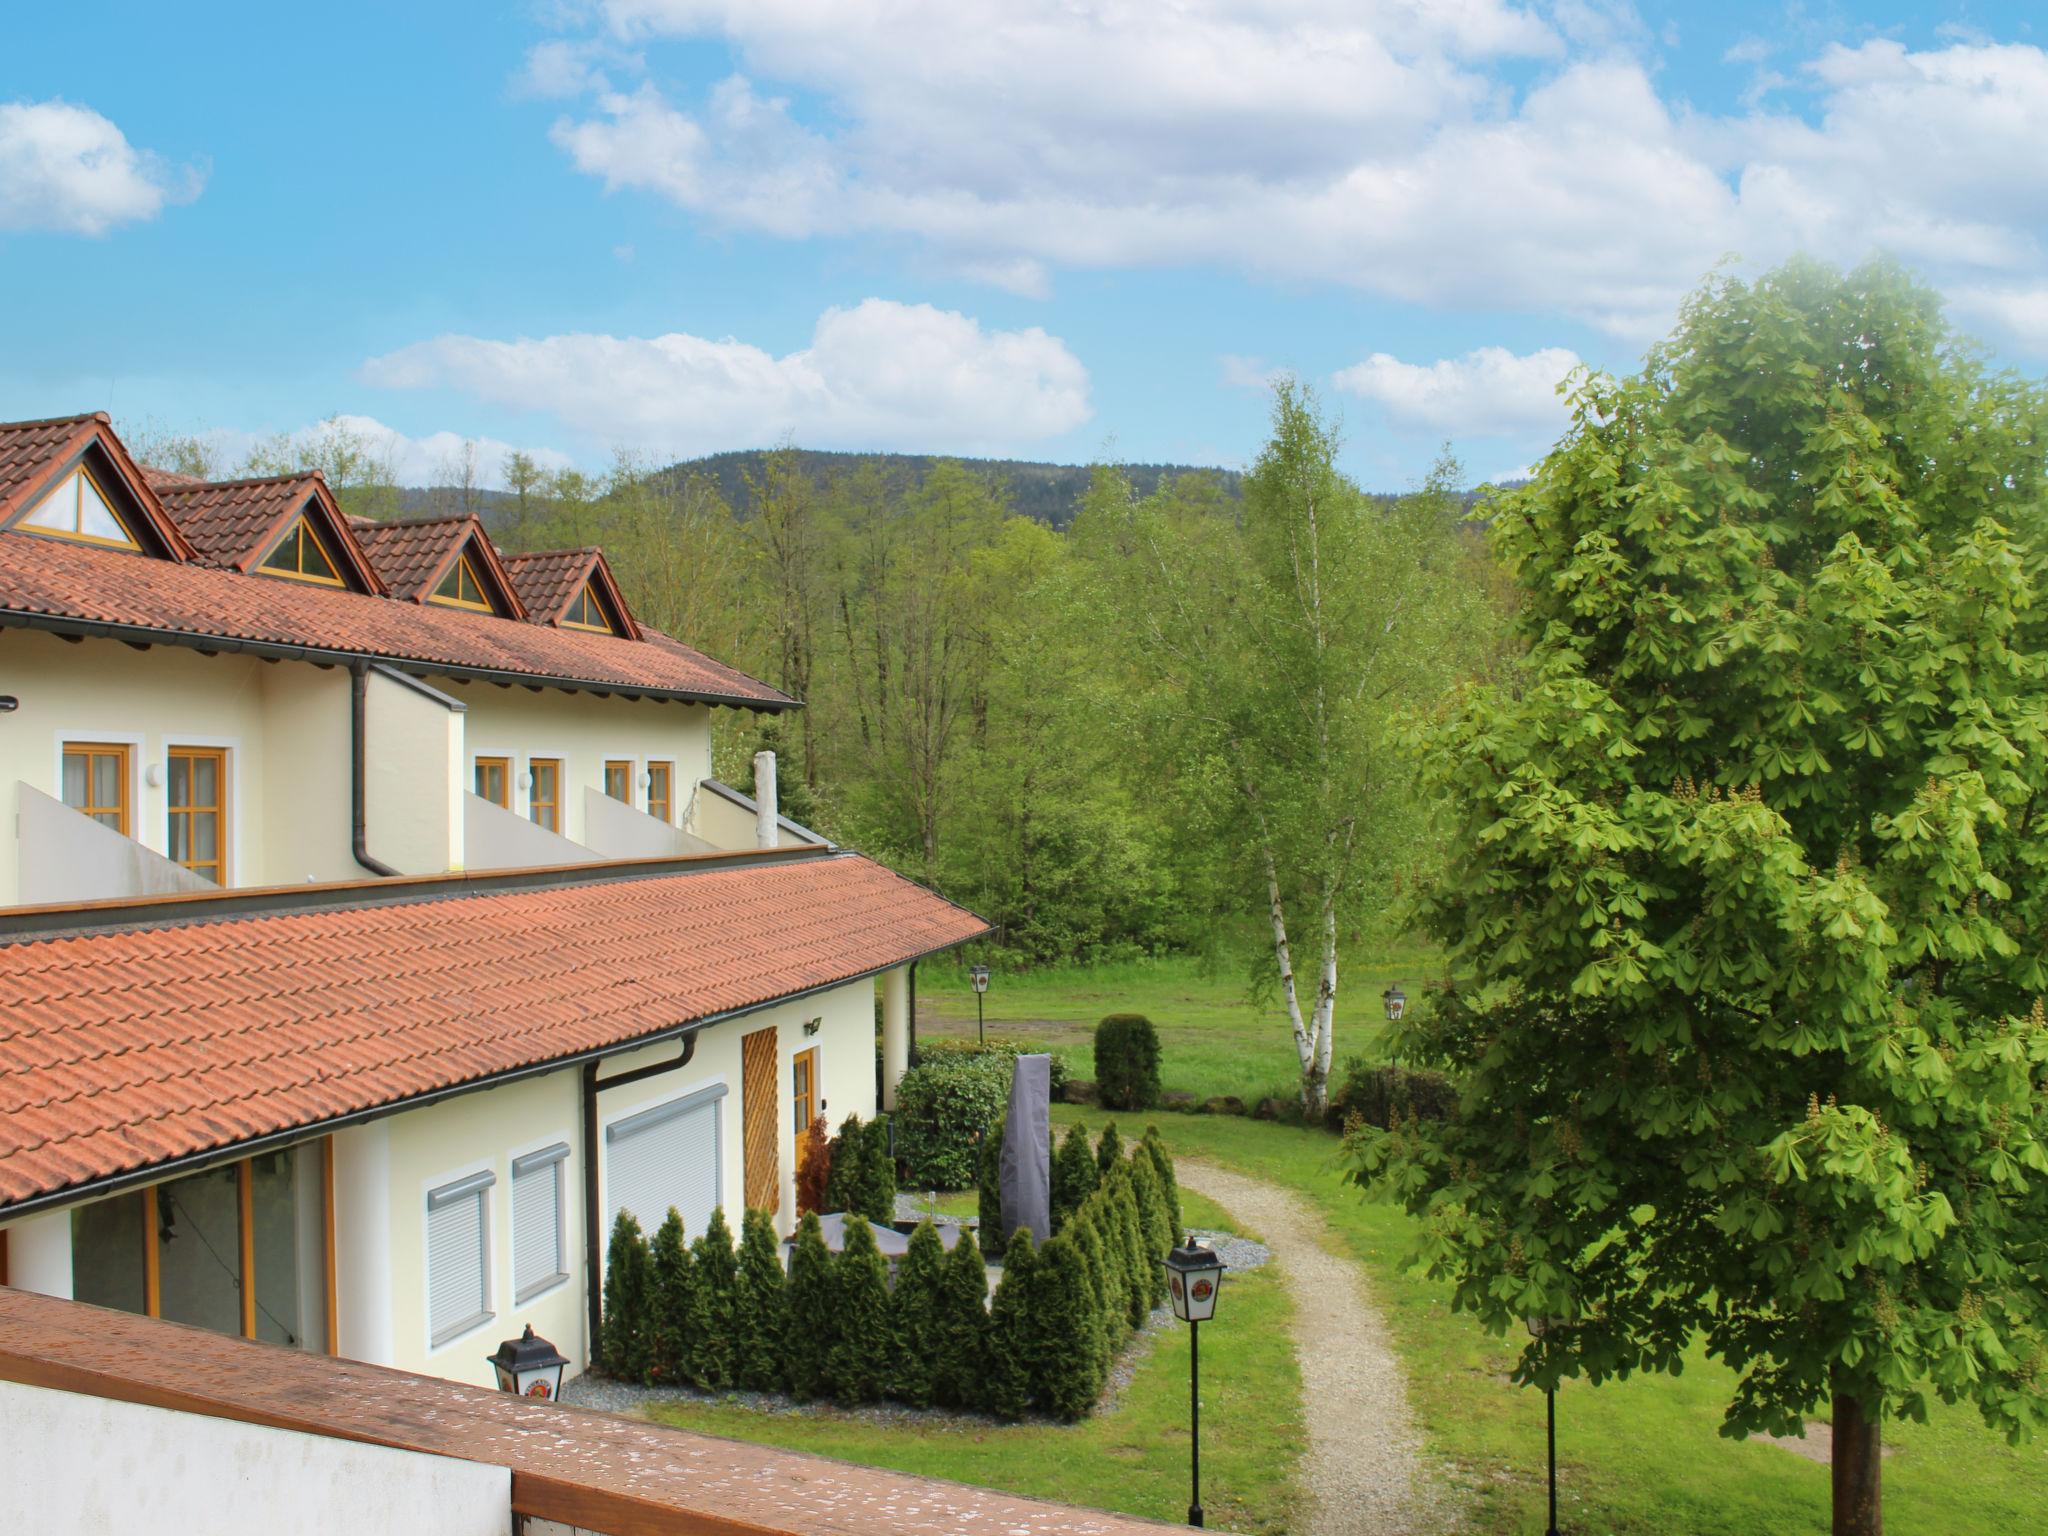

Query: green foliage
[858,1114,897,1224]
[734,1209,788,1392]
[1142,1126,1182,1239]
[887,1221,948,1406]
[1349,260,2048,1516]
[648,1209,696,1386]
[932,1226,991,1411]
[1029,1233,1106,1421]
[686,1208,739,1391]
[1329,1060,1457,1132]
[917,1034,1070,1096]
[983,1230,1038,1421]
[1051,1121,1099,1233]
[1094,1014,1162,1109]
[824,1112,868,1214]
[827,1217,892,1406]
[1126,1152,1172,1308]
[895,1055,1011,1188]
[782,1213,834,1401]
[599,1211,652,1382]
[1095,1120,1124,1177]
[1068,1212,1117,1378]
[977,1117,1006,1255]
[1110,1177,1152,1330]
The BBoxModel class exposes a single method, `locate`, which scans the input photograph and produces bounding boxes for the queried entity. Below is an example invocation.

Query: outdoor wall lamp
[487,1324,569,1401]
[1165,1235,1227,1526]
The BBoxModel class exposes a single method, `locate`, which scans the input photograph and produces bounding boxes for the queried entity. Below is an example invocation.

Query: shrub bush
[1142,1126,1182,1239]
[1050,1121,1099,1234]
[1094,1014,1161,1110]
[976,1117,1005,1254]
[894,1054,1012,1189]
[824,1112,868,1213]
[1329,1060,1459,1132]
[1095,1120,1125,1177]
[858,1114,897,1222]
[917,1036,1071,1097]
[1109,1175,1150,1330]
[1127,1154,1171,1309]
[932,1226,990,1410]
[886,1220,946,1406]
[984,1231,1036,1421]
[687,1207,739,1390]
[782,1213,833,1400]
[734,1208,787,1392]
[648,1210,696,1385]
[795,1113,831,1216]
[1029,1233,1104,1421]
[600,1211,652,1382]
[827,1217,891,1405]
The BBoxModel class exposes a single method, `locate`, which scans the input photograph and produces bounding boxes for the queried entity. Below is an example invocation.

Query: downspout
[581,1030,700,1364]
[349,662,399,877]
[908,958,919,1069]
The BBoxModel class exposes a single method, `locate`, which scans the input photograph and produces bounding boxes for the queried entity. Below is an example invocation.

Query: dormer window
[430,551,496,613]
[258,514,345,586]
[562,580,621,635]
[19,466,141,550]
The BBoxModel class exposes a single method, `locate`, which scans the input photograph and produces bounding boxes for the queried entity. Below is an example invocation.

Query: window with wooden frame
[603,759,633,804]
[561,580,621,635]
[18,464,141,550]
[61,742,130,834]
[529,758,561,832]
[430,551,496,612]
[257,514,345,585]
[791,1047,818,1142]
[474,756,510,808]
[646,761,673,824]
[167,747,227,884]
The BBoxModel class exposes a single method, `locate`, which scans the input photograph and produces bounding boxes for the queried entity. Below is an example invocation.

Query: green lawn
[1056,1107,2048,1536]
[646,1188,1305,1533]
[917,948,1433,1106]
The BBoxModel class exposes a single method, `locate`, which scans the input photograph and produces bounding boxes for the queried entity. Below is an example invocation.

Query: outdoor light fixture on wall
[1164,1235,1227,1527]
[518,769,533,791]
[486,1325,569,1401]
[803,1016,822,1037]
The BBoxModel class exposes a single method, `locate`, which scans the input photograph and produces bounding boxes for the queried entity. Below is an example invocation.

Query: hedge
[595,1122,1183,1420]
[916,1036,1071,1097]
[1093,1014,1161,1110]
[894,1055,1011,1189]
[825,1111,897,1223]
[1329,1059,1459,1131]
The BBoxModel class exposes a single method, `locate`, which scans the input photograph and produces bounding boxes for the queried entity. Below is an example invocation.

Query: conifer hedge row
[596,1123,1182,1422]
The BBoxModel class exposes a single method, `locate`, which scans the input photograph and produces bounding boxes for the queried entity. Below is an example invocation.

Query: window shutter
[512,1144,569,1302]
[606,1084,725,1241]
[426,1170,494,1346]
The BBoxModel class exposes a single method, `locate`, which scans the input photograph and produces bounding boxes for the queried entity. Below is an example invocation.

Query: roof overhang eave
[0,606,800,712]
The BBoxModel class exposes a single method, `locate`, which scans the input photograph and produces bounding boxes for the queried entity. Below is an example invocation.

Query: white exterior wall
[1,1207,73,1298]
[363,670,464,875]
[451,682,716,848]
[363,976,877,1388]
[2,1379,509,1536]
[692,787,814,849]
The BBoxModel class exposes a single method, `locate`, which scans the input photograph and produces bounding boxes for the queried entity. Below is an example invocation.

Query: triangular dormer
[0,413,198,563]
[258,512,348,584]
[353,515,528,620]
[561,576,630,637]
[499,548,641,641]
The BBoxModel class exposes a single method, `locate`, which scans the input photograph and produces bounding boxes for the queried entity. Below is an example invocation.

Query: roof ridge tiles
[154,471,326,492]
[0,411,105,431]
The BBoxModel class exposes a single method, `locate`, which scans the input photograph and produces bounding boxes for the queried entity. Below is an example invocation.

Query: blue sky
[3,2,2045,490]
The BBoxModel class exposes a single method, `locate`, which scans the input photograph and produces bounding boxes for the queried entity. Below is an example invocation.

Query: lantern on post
[1382,984,1406,1022]
[1526,1315,1564,1536]
[486,1325,570,1401]
[969,963,991,1046]
[1164,1236,1227,1526]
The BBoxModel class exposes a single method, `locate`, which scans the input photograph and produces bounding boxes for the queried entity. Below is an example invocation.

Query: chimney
[753,750,778,849]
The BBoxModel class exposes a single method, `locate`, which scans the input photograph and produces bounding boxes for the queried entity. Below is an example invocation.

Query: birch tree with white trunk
[1083,382,1482,1119]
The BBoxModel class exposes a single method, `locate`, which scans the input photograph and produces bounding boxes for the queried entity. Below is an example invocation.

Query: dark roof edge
[0,608,799,712]
[0,926,985,1223]
[0,842,839,944]
[698,777,831,845]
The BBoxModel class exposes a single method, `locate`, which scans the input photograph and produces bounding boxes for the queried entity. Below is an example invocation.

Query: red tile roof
[153,475,312,567]
[0,415,99,507]
[0,414,201,562]
[354,514,527,618]
[0,851,985,1211]
[0,528,790,705]
[501,547,639,639]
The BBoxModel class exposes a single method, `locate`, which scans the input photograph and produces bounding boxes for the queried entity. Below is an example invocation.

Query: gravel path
[1178,1160,1440,1536]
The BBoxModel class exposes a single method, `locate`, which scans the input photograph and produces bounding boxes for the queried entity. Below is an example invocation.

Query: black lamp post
[1527,1316,1562,1536]
[970,963,990,1046]
[486,1324,570,1401]
[1164,1235,1227,1527]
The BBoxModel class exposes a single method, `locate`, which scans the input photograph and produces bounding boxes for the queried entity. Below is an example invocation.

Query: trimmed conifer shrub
[782,1212,833,1400]
[734,1208,787,1392]
[1050,1122,1098,1234]
[976,1118,1005,1255]
[1078,1199,1128,1345]
[648,1209,697,1386]
[1067,1211,1115,1379]
[795,1113,831,1216]
[858,1114,897,1223]
[1142,1126,1182,1239]
[827,1216,891,1405]
[599,1210,652,1382]
[1028,1233,1103,1421]
[886,1220,946,1406]
[825,1112,867,1214]
[1127,1153,1172,1309]
[1093,1014,1161,1110]
[983,1230,1036,1421]
[932,1226,990,1410]
[687,1207,739,1390]
[1095,1120,1125,1177]
[1110,1177,1150,1329]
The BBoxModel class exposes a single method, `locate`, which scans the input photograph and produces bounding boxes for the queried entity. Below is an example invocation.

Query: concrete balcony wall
[15,784,213,905]
[462,793,593,870]
[364,668,465,876]
[580,786,717,860]
[687,778,825,851]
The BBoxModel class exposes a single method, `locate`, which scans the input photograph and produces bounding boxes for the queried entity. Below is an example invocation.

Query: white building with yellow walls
[0,411,983,1389]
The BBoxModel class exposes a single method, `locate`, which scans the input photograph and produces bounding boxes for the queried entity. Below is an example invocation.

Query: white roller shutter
[426,1170,494,1347]
[512,1144,570,1303]
[606,1083,725,1243]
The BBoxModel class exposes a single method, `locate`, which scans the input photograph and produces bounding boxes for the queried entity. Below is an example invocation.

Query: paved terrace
[0,1286,1174,1536]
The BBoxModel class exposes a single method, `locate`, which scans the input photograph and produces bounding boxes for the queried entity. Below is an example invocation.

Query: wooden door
[740,1025,781,1215]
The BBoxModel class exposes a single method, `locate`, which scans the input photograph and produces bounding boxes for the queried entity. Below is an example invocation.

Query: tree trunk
[1831,1381,1882,1536]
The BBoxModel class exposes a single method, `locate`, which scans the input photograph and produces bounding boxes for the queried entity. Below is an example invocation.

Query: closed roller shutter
[426,1170,495,1347]
[606,1083,726,1243]
[512,1143,570,1303]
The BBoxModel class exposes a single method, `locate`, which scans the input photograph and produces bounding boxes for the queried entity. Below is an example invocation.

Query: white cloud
[1219,354,1287,391]
[156,416,576,490]
[359,298,1092,455]
[527,10,2048,349]
[0,99,203,236]
[1333,345,1581,436]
